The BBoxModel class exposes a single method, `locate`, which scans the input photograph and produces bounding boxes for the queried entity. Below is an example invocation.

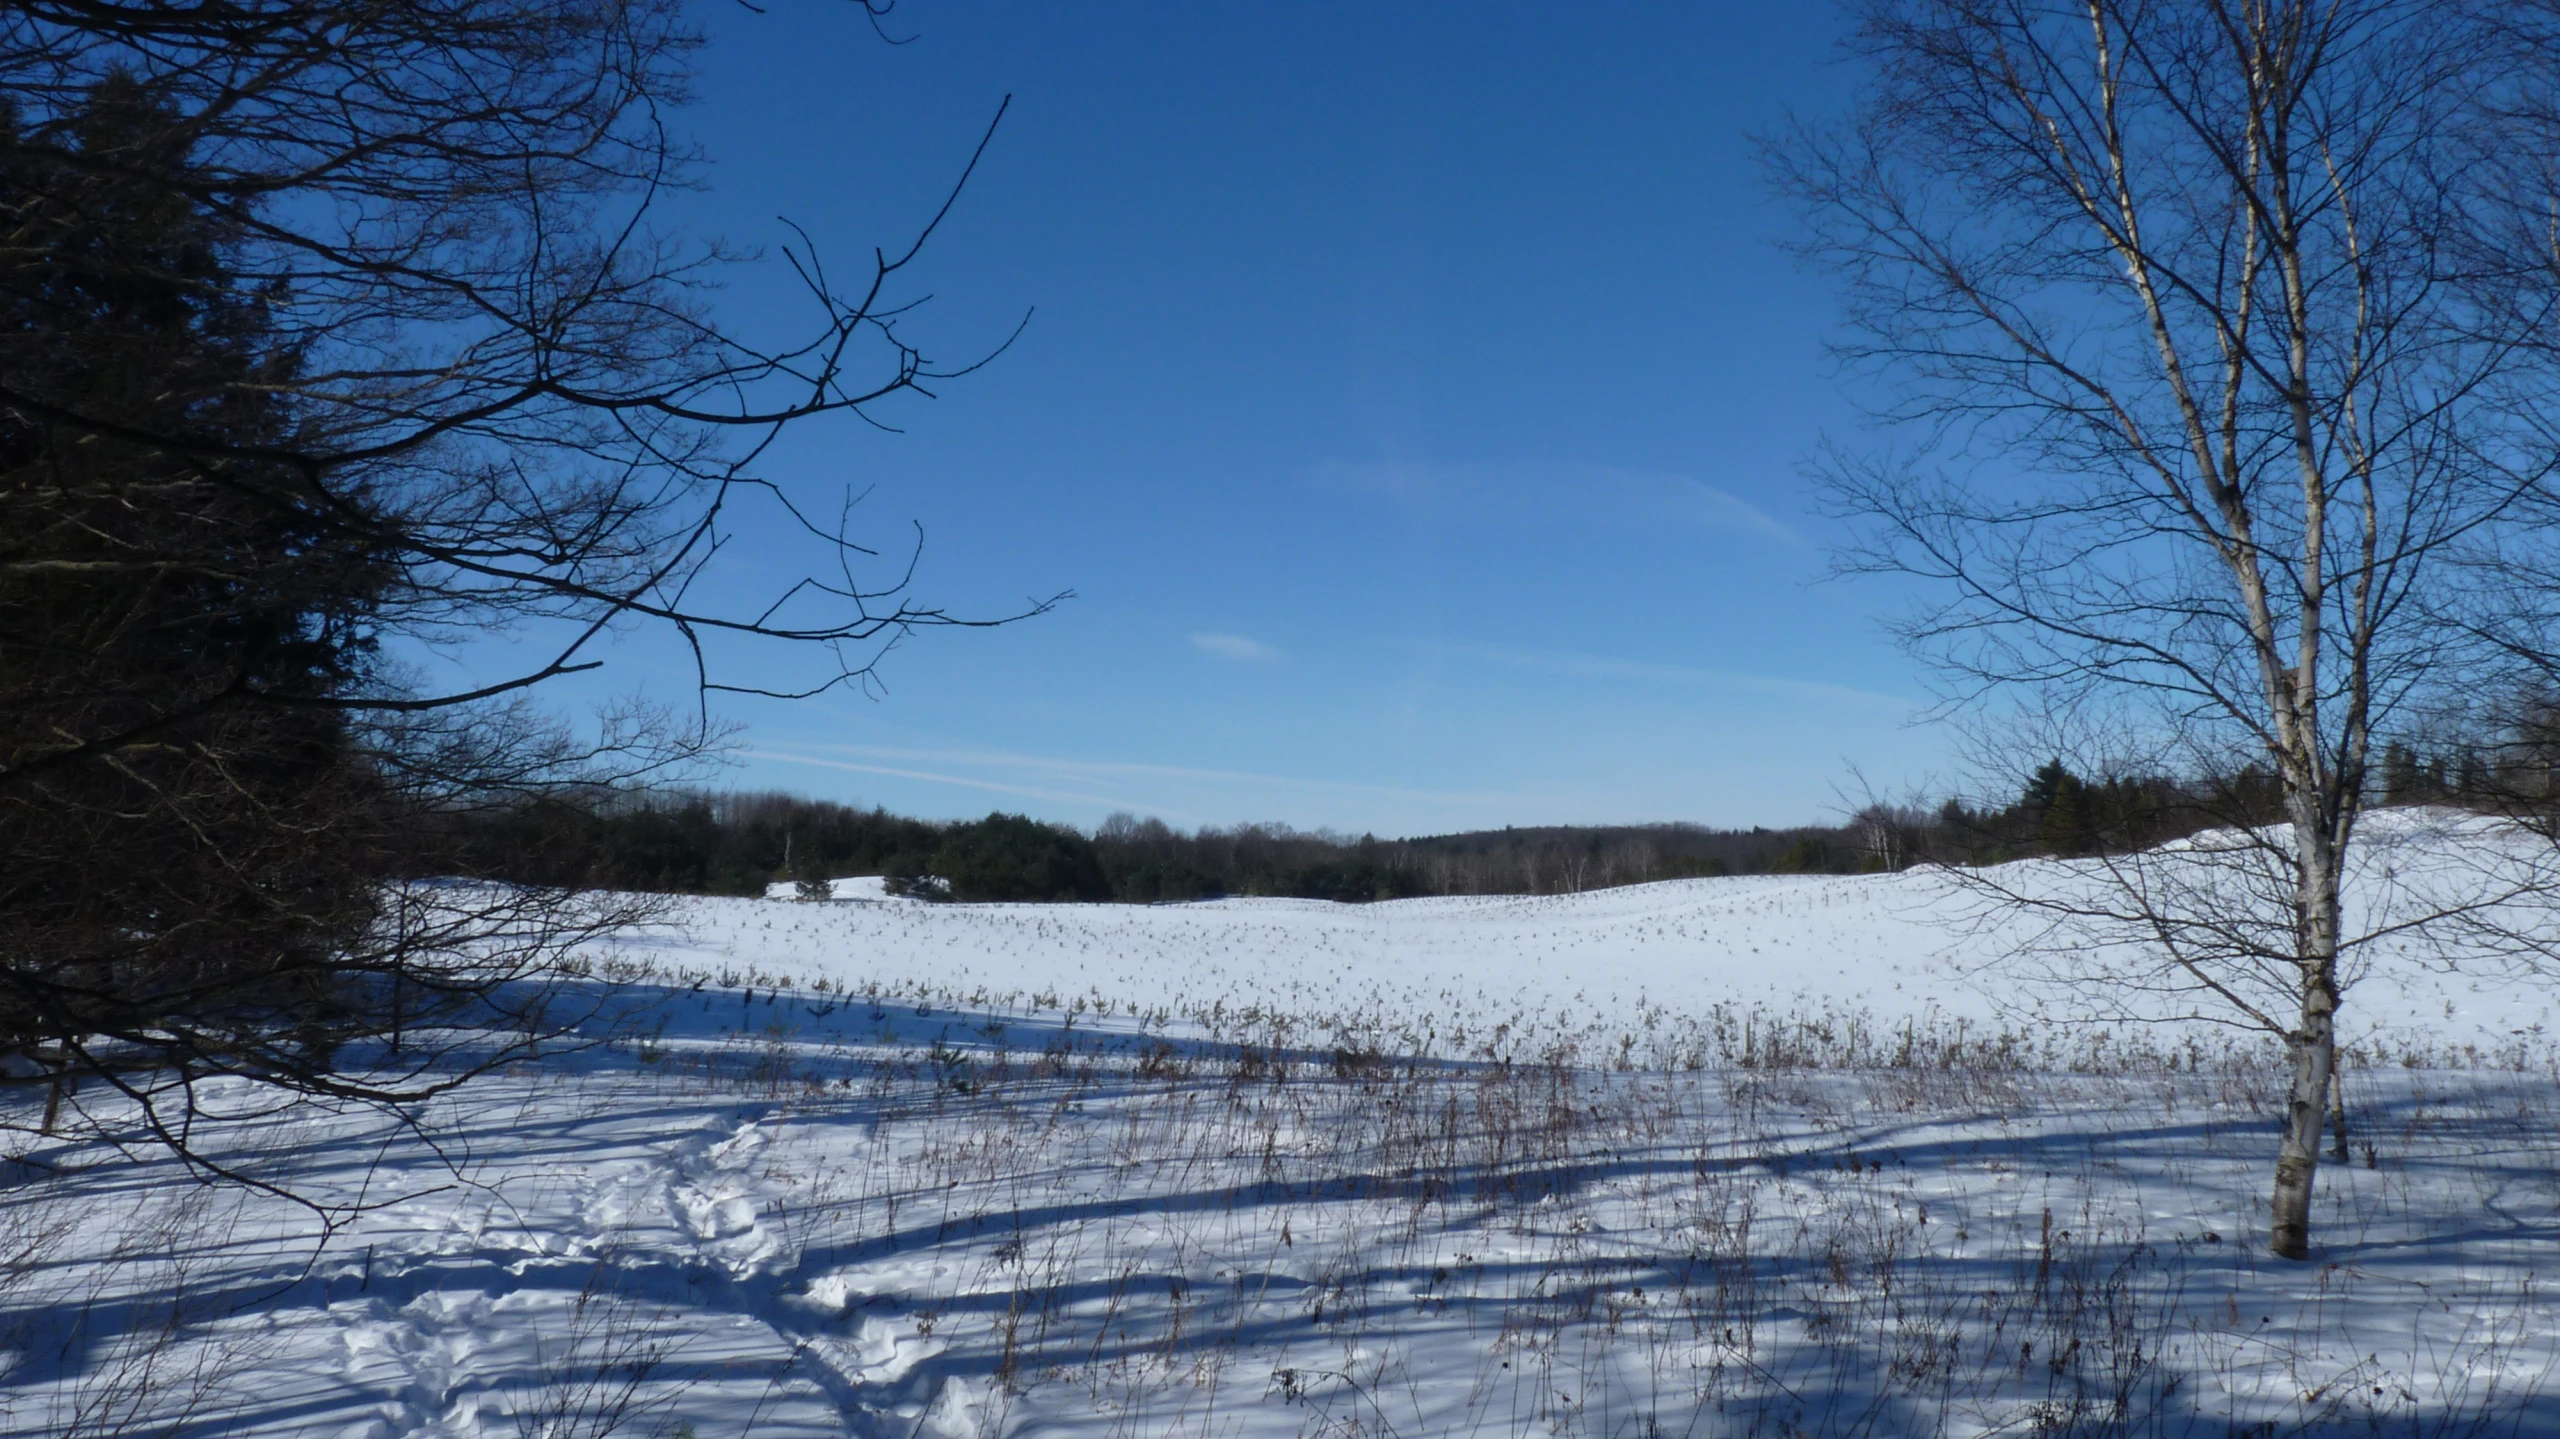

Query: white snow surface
[693,828,2557,1058]
[6,820,2560,1436]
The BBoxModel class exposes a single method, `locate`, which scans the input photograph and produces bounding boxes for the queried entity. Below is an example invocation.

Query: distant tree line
[2373,706,2560,815]
[437,725,2560,906]
[434,791,1928,903]
[436,792,943,897]
[1899,761,2286,866]
[1870,720,2560,873]
[433,775,2264,904]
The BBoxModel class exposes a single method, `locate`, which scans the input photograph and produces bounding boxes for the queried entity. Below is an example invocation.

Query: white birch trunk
[2271,811,2342,1260]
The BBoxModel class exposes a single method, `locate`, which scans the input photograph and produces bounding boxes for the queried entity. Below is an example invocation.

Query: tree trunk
[2270,1000,2334,1259]
[2271,827,2343,1261]
[39,1055,67,1138]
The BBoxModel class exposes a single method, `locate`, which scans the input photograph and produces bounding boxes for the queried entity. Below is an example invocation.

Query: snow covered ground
[698,838,2556,1063]
[4,833,2558,1436]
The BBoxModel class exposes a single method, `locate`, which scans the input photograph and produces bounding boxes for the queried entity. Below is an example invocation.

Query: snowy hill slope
[662,821,2558,1057]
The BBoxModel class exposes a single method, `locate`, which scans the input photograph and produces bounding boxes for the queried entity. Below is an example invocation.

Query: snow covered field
[695,850,2556,1064]
[4,846,2558,1436]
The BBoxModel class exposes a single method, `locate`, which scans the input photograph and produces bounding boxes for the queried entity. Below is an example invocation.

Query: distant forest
[437,793,1871,903]
[429,749,2483,904]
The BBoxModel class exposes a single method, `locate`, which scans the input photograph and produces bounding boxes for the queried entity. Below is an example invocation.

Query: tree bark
[2272,827,2343,1260]
[2271,1005,2334,1259]
[39,1055,66,1138]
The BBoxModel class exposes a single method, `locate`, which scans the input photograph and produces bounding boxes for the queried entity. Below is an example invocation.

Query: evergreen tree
[2453,748,2489,803]
[2020,759,2096,855]
[2022,759,2074,813]
[2380,743,2421,806]
[923,814,1112,903]
[0,78,392,1089]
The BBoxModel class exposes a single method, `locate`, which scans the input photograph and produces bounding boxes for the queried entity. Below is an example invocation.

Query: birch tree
[1771,0,2560,1258]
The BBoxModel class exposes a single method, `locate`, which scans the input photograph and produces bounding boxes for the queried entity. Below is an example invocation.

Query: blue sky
[504,1,1955,834]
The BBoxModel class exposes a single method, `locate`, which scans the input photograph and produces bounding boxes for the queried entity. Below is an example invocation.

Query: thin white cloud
[745,752,1177,819]
[752,742,1527,817]
[1312,460,1807,548]
[1191,631,1282,662]
[1668,478,1803,547]
[1434,641,1915,712]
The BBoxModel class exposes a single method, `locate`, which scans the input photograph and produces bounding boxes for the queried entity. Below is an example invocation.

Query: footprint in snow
[663,1119,785,1277]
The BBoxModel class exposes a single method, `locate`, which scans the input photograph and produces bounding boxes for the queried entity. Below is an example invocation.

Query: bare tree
[1770,0,2560,1257]
[0,0,1049,716]
[0,0,1055,1185]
